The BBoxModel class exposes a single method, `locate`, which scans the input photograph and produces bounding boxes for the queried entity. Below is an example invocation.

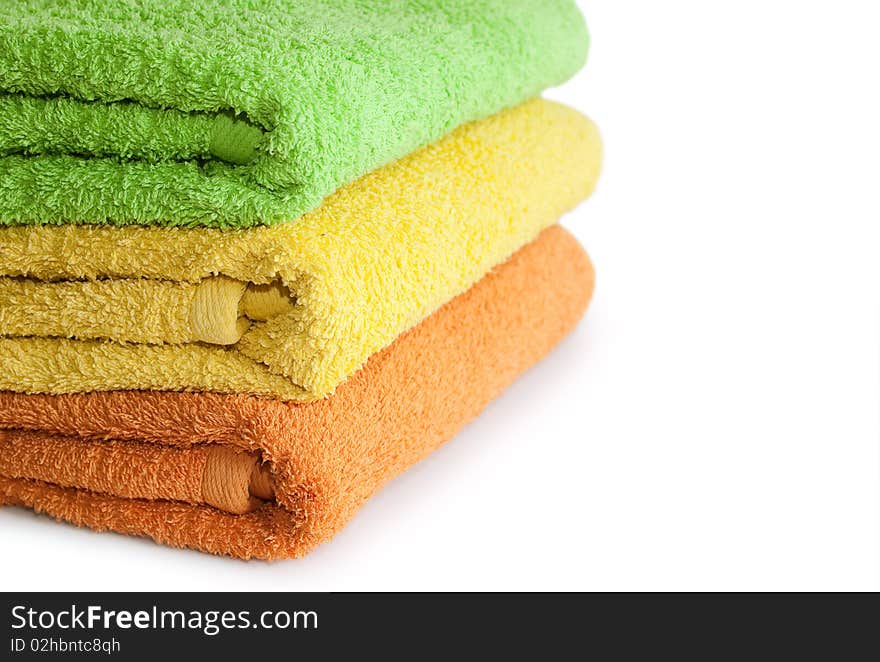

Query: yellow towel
[0,99,602,400]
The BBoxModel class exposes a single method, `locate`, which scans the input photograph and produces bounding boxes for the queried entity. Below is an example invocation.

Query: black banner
[1,592,874,658]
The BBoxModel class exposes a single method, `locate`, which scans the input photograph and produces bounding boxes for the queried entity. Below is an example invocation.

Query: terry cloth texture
[0,0,588,228]
[0,434,273,515]
[0,227,595,560]
[0,100,602,400]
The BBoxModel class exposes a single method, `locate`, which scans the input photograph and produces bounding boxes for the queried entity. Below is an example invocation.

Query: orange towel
[0,227,594,560]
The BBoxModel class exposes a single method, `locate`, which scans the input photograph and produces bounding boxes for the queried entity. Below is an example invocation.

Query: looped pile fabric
[0,100,602,400]
[0,0,601,559]
[0,0,588,227]
[0,227,596,559]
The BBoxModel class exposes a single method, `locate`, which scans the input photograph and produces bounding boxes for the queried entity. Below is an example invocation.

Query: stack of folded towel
[0,0,601,559]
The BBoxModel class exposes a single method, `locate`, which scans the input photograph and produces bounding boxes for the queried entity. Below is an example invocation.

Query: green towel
[0,0,588,229]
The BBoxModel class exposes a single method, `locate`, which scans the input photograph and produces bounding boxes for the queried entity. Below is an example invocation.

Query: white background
[2,0,878,591]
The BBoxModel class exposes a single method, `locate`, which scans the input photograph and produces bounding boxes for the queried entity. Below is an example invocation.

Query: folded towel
[0,434,273,515]
[0,0,588,228]
[0,226,594,559]
[0,100,601,399]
